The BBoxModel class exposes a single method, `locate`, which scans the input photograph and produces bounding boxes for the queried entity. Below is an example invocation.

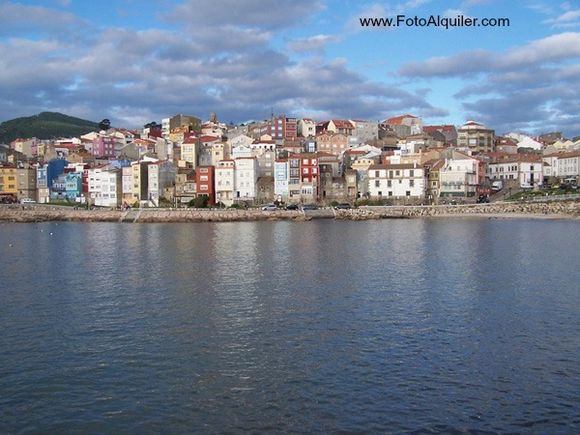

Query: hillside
[0,112,100,143]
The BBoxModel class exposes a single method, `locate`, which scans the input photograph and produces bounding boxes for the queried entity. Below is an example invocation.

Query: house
[423,159,445,202]
[439,152,479,197]
[11,138,38,158]
[51,170,82,202]
[349,120,379,145]
[180,136,198,167]
[543,151,580,182]
[16,167,37,201]
[298,153,320,202]
[487,154,543,188]
[148,161,177,206]
[234,157,258,202]
[298,118,316,138]
[88,168,122,207]
[316,132,348,156]
[505,133,543,151]
[0,164,18,201]
[227,134,254,149]
[367,163,426,200]
[457,121,495,154]
[274,159,289,202]
[423,125,457,145]
[384,114,423,137]
[195,165,215,205]
[327,120,355,136]
[215,160,235,206]
[495,136,519,154]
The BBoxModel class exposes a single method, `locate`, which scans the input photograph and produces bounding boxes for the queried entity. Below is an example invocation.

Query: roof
[423,125,456,133]
[369,163,419,170]
[385,114,417,125]
[182,136,198,144]
[549,151,580,159]
[330,120,354,129]
[423,159,446,170]
[199,135,220,142]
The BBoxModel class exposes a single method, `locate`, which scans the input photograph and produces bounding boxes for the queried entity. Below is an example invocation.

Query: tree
[188,195,209,208]
[144,121,159,129]
[98,119,111,131]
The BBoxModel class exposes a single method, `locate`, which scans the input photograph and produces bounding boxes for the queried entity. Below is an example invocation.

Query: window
[406,191,411,197]
[410,180,414,187]
[375,171,380,178]
[375,180,380,187]
[303,168,308,174]
[410,170,414,177]
[387,180,392,187]
[378,191,382,196]
[388,191,393,197]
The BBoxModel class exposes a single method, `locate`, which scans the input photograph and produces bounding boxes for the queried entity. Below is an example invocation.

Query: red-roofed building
[383,114,423,137]
[328,120,355,136]
[423,125,457,145]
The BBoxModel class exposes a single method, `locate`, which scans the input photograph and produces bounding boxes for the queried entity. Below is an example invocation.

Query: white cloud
[399,32,580,77]
[287,34,339,53]
[544,9,580,27]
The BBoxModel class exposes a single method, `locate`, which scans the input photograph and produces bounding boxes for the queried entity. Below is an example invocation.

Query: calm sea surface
[1,219,579,433]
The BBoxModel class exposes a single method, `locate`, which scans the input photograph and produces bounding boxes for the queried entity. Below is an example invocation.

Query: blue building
[47,159,68,188]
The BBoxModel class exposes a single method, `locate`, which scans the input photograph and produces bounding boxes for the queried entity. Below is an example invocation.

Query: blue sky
[0,0,579,136]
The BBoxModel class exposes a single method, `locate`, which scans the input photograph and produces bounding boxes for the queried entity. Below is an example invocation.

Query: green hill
[0,112,100,143]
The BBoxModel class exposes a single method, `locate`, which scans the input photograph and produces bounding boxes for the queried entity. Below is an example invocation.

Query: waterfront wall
[1,201,579,223]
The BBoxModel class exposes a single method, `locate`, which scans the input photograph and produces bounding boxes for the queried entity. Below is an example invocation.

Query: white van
[20,198,36,204]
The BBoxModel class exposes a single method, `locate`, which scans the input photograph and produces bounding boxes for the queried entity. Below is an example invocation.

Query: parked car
[20,198,36,204]
[334,203,352,209]
[476,194,490,204]
[261,203,277,211]
[285,204,299,210]
[302,203,318,210]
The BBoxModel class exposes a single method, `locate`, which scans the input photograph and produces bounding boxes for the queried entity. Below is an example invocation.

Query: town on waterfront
[1,113,579,212]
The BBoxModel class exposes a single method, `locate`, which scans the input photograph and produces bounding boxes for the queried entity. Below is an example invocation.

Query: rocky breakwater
[336,200,580,220]
[0,205,306,223]
[1,200,579,223]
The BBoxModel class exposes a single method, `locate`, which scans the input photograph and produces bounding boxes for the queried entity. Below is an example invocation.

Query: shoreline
[1,201,579,223]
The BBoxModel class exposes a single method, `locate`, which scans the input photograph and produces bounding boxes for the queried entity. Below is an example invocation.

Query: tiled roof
[385,114,417,125]
[331,120,354,129]
[423,125,456,133]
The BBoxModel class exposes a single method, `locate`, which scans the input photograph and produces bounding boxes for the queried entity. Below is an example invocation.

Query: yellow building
[0,165,18,197]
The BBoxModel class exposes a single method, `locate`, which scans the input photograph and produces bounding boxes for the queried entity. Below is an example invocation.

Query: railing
[514,193,580,202]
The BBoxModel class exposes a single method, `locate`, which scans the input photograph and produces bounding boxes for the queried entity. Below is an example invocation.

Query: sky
[0,0,579,136]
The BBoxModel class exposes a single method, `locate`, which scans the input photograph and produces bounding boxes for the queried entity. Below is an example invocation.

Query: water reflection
[0,220,579,433]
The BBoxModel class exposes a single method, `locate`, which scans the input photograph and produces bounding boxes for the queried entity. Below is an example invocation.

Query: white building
[556,152,580,180]
[180,137,197,167]
[274,160,289,202]
[122,166,134,203]
[234,157,258,201]
[505,132,543,151]
[298,118,316,138]
[88,167,122,207]
[488,157,543,188]
[440,155,479,197]
[367,163,426,199]
[215,160,236,206]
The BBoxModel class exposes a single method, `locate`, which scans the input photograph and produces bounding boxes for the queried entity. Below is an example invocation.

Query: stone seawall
[1,201,579,223]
